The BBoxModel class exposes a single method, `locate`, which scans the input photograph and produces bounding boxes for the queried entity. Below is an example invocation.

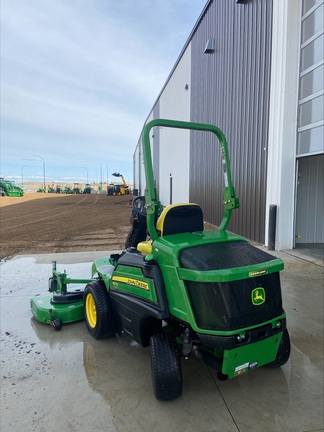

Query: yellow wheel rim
[85,293,97,328]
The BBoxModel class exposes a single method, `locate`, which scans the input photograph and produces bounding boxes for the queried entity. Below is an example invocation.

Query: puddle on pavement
[2,254,323,432]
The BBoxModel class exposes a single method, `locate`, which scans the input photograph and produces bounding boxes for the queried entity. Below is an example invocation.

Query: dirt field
[0,193,132,260]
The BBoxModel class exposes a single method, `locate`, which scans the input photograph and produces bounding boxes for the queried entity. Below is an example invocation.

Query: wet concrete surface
[0,249,323,432]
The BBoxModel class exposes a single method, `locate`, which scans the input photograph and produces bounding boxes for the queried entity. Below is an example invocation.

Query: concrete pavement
[0,248,323,432]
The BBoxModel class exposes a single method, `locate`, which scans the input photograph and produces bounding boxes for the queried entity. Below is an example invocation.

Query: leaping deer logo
[252,287,265,305]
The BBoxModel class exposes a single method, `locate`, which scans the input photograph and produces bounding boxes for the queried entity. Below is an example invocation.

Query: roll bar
[141,119,239,241]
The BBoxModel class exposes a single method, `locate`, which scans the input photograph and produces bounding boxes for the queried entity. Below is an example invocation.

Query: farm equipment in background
[47,183,56,193]
[37,187,46,193]
[106,183,114,195]
[73,183,83,194]
[63,185,74,194]
[107,172,129,195]
[30,119,290,402]
[0,177,24,196]
[56,185,63,193]
[83,184,93,194]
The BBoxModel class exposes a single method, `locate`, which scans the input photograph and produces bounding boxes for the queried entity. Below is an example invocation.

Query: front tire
[266,329,291,368]
[150,332,182,401]
[84,280,117,339]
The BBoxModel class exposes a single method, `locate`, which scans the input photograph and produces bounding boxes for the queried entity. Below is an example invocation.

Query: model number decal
[249,269,268,277]
[112,276,149,291]
[234,362,249,376]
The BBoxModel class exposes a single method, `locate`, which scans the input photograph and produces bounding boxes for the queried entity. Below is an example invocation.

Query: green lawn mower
[31,119,290,401]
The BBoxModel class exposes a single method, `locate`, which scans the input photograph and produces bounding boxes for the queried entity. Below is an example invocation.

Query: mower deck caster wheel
[51,318,62,331]
[217,372,228,381]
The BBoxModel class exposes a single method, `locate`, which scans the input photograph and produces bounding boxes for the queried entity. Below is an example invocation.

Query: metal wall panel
[189,0,273,244]
[158,45,192,204]
[295,154,324,243]
[297,0,324,156]
[294,0,324,246]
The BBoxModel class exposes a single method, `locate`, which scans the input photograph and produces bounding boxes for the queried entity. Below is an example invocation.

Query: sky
[1,0,206,185]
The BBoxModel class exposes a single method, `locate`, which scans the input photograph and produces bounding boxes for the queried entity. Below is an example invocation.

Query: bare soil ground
[0,193,132,259]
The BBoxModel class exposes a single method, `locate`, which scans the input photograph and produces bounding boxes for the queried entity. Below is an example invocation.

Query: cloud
[1,0,206,181]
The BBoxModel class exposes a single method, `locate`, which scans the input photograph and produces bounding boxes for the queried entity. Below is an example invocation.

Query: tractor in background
[47,183,56,193]
[83,184,93,194]
[106,183,114,195]
[73,183,83,194]
[0,177,24,196]
[107,172,129,196]
[63,185,74,194]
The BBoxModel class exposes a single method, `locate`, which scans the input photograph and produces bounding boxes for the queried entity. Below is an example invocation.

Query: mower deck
[30,290,84,325]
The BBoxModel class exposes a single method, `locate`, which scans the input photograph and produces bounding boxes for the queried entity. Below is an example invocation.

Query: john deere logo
[252,287,265,305]
[112,276,149,291]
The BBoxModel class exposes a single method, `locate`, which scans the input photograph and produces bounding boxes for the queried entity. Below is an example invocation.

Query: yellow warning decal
[249,269,268,277]
[112,276,149,291]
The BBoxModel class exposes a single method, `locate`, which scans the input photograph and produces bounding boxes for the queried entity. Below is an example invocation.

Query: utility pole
[33,154,46,191]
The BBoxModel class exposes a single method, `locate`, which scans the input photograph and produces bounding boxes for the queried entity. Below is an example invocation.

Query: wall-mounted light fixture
[204,38,215,54]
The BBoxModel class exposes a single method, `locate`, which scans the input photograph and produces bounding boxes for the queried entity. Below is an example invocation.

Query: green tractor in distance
[47,183,62,193]
[0,177,24,197]
[106,183,114,195]
[47,183,56,193]
[37,186,46,193]
[63,185,74,194]
[72,183,82,194]
[83,184,93,194]
[31,119,290,401]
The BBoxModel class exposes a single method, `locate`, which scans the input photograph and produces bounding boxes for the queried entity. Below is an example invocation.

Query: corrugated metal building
[133,0,324,251]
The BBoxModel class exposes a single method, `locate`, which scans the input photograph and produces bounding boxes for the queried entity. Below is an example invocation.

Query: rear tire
[150,332,182,401]
[84,280,117,339]
[266,329,291,368]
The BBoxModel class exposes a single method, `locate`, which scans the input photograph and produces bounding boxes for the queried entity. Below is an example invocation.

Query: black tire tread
[84,280,117,339]
[150,332,182,401]
[266,328,291,368]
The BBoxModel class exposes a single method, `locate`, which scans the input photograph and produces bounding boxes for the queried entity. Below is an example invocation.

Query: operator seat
[156,203,204,236]
[137,203,204,255]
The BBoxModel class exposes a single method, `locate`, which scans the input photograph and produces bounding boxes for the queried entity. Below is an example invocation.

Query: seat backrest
[156,203,204,237]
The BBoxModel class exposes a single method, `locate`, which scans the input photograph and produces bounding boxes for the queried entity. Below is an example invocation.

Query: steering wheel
[132,196,146,216]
